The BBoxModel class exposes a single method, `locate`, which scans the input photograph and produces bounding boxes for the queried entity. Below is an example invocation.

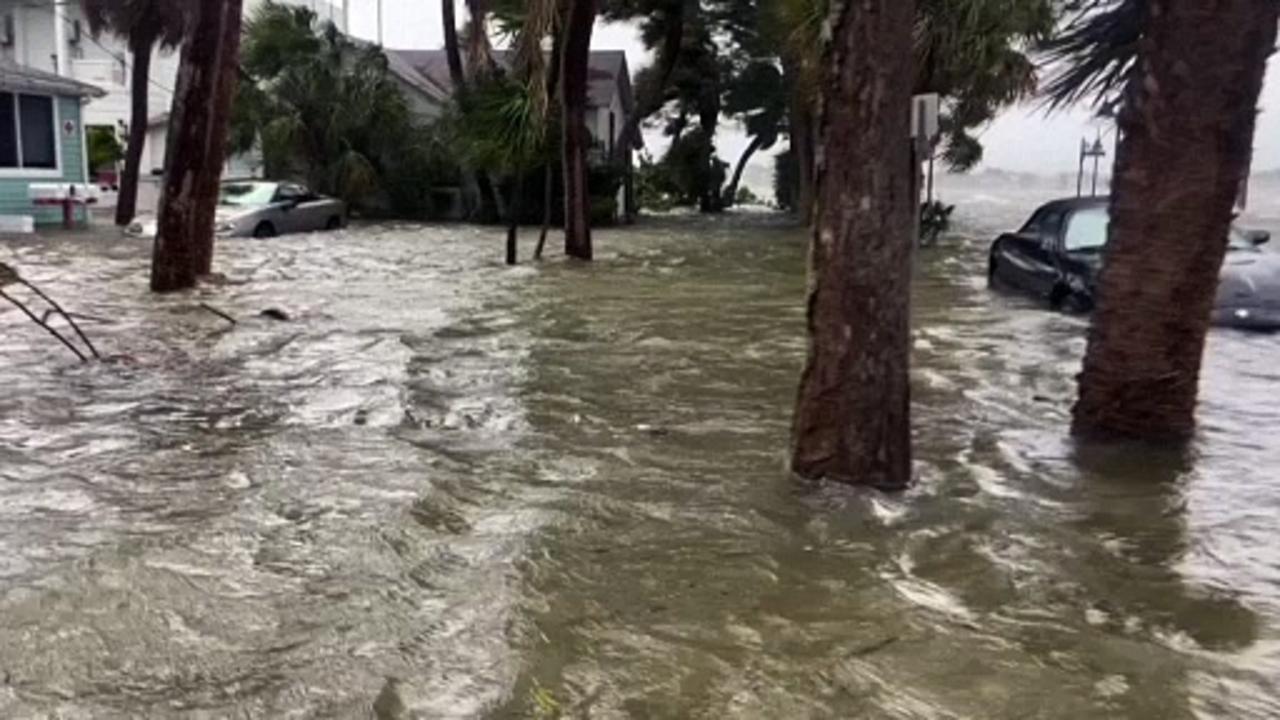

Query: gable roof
[385,49,633,113]
[0,61,106,98]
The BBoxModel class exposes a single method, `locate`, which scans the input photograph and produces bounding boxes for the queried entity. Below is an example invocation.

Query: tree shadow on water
[1063,439,1261,716]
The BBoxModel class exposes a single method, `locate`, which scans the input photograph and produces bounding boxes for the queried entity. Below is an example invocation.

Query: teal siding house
[0,61,104,227]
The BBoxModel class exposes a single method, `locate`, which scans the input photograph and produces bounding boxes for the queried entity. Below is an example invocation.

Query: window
[1064,207,1109,252]
[0,92,57,171]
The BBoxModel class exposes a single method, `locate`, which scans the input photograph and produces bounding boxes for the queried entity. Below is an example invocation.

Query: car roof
[221,180,279,188]
[1035,196,1109,215]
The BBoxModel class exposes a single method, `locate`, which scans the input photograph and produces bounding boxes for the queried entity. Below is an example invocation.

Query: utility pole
[377,0,384,45]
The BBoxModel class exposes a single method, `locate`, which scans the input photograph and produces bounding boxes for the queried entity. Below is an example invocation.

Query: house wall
[0,95,90,224]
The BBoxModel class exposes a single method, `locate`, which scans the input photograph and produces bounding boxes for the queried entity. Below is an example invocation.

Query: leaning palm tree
[1046,0,1280,439]
[81,0,186,227]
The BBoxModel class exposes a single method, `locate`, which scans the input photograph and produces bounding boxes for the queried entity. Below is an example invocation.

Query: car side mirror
[1245,229,1271,246]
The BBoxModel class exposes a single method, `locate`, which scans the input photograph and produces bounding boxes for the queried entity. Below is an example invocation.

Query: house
[0,60,103,226]
[383,48,640,221]
[0,0,343,206]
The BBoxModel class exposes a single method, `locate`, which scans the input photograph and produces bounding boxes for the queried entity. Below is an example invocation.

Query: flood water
[2,190,1279,718]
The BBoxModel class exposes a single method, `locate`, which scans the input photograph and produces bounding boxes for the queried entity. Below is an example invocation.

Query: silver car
[127,181,347,238]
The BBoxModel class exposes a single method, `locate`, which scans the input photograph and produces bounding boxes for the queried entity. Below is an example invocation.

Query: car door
[294,186,333,231]
[1001,209,1063,298]
[273,183,308,234]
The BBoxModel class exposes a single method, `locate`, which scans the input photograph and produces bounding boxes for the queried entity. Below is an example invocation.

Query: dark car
[988,197,1277,329]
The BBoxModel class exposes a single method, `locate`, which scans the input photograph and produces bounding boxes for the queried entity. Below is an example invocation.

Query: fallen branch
[19,279,100,359]
[0,288,88,362]
[198,302,238,325]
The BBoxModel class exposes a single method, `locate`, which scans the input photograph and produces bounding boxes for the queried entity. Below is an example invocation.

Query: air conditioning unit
[1,15,14,48]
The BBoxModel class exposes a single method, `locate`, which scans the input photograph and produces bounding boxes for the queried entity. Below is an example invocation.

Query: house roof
[384,48,633,114]
[0,61,106,98]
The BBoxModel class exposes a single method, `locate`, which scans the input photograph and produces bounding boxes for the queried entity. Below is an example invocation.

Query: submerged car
[126,181,346,239]
[988,197,1277,329]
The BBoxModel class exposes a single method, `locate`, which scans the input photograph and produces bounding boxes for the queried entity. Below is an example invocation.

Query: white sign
[62,119,76,136]
[911,93,940,145]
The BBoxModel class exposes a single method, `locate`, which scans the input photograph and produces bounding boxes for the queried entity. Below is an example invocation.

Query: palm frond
[1040,0,1143,111]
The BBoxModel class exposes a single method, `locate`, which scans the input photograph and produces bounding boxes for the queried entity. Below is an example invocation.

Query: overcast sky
[333,0,1280,178]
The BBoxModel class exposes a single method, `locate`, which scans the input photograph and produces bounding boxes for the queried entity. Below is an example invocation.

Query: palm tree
[790,0,916,488]
[1057,1,1280,439]
[772,0,1055,217]
[151,0,243,292]
[231,4,436,213]
[560,0,597,259]
[81,0,186,227]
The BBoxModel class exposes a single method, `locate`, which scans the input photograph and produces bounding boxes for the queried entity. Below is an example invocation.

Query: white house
[0,0,344,197]
[383,48,639,221]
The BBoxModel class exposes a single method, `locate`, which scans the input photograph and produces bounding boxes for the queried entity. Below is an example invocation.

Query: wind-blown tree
[773,0,1056,218]
[560,0,597,259]
[81,0,186,227]
[1052,0,1280,439]
[791,0,916,487]
[151,0,243,292]
[231,3,446,215]
[719,60,785,206]
[458,0,560,264]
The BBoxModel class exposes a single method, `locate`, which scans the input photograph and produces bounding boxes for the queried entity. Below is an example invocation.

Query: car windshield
[1063,206,1109,253]
[1063,205,1257,253]
[219,183,277,207]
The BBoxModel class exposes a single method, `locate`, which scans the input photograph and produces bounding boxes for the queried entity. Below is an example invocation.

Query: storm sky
[329,0,1280,176]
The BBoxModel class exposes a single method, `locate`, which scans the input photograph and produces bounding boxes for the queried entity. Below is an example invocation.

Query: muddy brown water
[1,192,1279,718]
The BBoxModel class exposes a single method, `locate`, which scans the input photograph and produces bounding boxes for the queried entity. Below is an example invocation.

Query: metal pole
[926,150,935,205]
[1091,152,1101,197]
[53,4,67,75]
[377,0,384,45]
[1076,138,1085,197]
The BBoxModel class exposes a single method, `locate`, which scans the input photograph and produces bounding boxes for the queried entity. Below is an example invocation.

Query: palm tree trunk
[791,94,816,223]
[150,0,244,292]
[722,134,763,207]
[115,30,156,227]
[443,0,483,220]
[790,0,915,488]
[1072,0,1279,440]
[560,0,596,260]
[536,163,552,259]
[505,172,524,265]
[442,0,466,87]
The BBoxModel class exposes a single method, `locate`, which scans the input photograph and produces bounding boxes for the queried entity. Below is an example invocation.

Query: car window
[1064,207,1109,252]
[275,184,306,202]
[219,182,277,206]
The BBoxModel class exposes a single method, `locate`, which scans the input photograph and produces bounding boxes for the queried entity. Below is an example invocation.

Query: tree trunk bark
[116,30,156,227]
[442,0,466,88]
[443,0,483,220]
[505,172,523,265]
[1072,0,1279,440]
[536,163,552,259]
[791,94,816,223]
[150,0,244,292]
[722,134,763,207]
[790,0,915,488]
[560,0,596,260]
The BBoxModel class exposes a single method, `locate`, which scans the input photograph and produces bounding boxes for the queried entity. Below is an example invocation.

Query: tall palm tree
[560,0,597,259]
[81,0,186,227]
[1060,0,1280,439]
[790,0,916,487]
[151,0,243,292]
